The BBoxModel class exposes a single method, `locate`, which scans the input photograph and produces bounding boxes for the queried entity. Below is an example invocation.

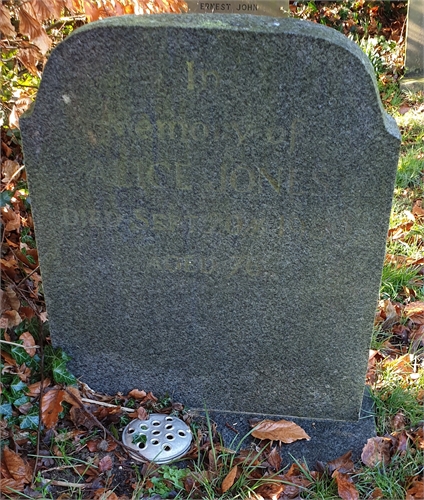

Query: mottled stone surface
[22,15,399,429]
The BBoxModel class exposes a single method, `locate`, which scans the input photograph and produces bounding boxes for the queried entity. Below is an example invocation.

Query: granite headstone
[21,15,400,462]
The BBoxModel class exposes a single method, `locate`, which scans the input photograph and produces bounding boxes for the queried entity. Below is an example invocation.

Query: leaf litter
[1,2,423,497]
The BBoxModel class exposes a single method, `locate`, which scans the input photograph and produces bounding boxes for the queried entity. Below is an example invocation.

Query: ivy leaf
[19,414,39,430]
[0,403,13,418]
[52,357,77,385]
[11,345,31,366]
[10,378,27,396]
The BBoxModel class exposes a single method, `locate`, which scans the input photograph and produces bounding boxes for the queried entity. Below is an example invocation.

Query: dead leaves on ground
[251,419,311,444]
[0,446,32,494]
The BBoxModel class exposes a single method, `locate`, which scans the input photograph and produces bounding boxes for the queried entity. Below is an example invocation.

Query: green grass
[355,450,424,500]
[380,263,423,301]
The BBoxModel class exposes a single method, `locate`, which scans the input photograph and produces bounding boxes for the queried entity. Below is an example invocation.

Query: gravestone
[21,15,400,463]
[401,0,424,91]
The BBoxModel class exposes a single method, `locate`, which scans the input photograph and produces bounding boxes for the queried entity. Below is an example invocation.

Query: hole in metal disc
[138,442,146,449]
[166,434,175,440]
[165,424,173,430]
[152,421,161,426]
[151,439,159,445]
[163,445,172,451]
[128,428,135,434]
[152,430,161,436]
[165,417,173,421]
[178,431,186,437]
[140,425,148,430]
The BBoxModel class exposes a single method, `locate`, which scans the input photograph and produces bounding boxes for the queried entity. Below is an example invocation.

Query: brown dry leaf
[19,331,37,357]
[1,446,32,484]
[388,220,414,240]
[384,353,414,376]
[2,207,21,232]
[17,45,43,76]
[0,3,16,37]
[27,379,51,396]
[332,471,359,500]
[361,437,392,467]
[252,419,310,443]
[328,450,354,474]
[93,489,120,500]
[137,406,149,420]
[221,465,238,493]
[99,455,113,472]
[18,7,51,54]
[1,160,21,184]
[406,477,424,500]
[63,385,83,407]
[9,97,33,130]
[255,481,285,500]
[380,300,399,330]
[5,285,20,311]
[41,387,67,429]
[83,0,101,21]
[70,406,96,430]
[391,412,406,431]
[410,325,424,350]
[128,388,147,399]
[267,446,282,470]
[412,200,424,218]
[404,302,424,325]
[39,311,48,322]
[16,248,38,269]
[370,487,384,499]
[2,310,23,328]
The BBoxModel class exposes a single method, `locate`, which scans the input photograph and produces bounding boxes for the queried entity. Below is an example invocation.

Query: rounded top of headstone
[22,14,399,141]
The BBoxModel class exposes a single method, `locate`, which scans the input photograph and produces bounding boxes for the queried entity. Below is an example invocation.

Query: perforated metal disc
[122,414,192,464]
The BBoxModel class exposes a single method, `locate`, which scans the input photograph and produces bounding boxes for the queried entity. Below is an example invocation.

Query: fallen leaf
[8,97,34,130]
[391,412,406,431]
[93,489,120,500]
[99,455,113,472]
[39,311,48,322]
[328,450,355,474]
[41,387,67,429]
[380,300,399,330]
[27,379,51,396]
[412,200,424,218]
[2,207,21,232]
[221,465,238,493]
[406,477,424,500]
[137,406,149,420]
[70,406,96,430]
[267,446,282,471]
[410,325,424,350]
[361,437,392,467]
[2,446,32,484]
[255,481,285,500]
[2,309,22,328]
[1,160,21,184]
[404,302,424,325]
[370,487,384,499]
[252,419,311,443]
[19,331,37,357]
[393,430,409,455]
[333,470,359,500]
[128,388,147,399]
